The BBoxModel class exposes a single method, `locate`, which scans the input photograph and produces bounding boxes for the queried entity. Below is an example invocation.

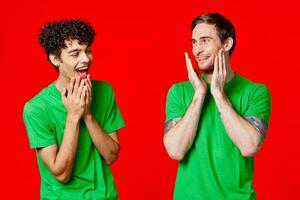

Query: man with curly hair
[23,19,124,199]
[164,13,271,199]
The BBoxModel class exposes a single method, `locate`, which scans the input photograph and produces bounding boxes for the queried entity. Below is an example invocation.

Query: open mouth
[197,56,210,62]
[75,66,89,78]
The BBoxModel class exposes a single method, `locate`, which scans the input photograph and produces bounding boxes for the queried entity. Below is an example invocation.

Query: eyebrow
[67,45,91,54]
[191,36,213,41]
[67,49,81,54]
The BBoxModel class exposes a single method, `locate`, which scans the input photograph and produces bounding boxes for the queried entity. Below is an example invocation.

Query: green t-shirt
[166,74,271,200]
[23,80,124,200]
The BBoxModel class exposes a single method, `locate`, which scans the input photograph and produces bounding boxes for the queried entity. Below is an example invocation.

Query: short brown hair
[192,13,236,56]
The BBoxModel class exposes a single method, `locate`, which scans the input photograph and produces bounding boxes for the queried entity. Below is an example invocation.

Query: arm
[84,115,120,165]
[163,52,207,161]
[211,49,265,157]
[37,77,87,183]
[213,95,264,157]
[83,75,120,165]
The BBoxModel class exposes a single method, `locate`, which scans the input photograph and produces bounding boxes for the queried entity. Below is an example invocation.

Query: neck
[204,63,234,83]
[55,73,71,93]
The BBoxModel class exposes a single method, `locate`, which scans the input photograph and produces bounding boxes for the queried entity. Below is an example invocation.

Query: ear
[49,54,61,68]
[223,37,233,53]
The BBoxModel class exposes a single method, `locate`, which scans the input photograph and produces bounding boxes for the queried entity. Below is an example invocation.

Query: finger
[185,52,191,74]
[77,79,85,98]
[85,78,92,97]
[87,75,92,88]
[222,50,227,79]
[81,85,88,100]
[85,86,90,105]
[185,52,195,73]
[63,87,67,96]
[61,88,67,102]
[218,49,223,75]
[68,77,75,96]
[83,78,87,86]
[185,52,198,78]
[213,53,218,76]
[73,77,81,95]
[87,82,92,100]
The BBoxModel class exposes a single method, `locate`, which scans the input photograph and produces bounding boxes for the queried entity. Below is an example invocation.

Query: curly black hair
[39,19,96,67]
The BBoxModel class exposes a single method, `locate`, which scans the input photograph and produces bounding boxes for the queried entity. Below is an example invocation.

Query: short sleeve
[243,85,272,126]
[165,84,186,122]
[102,84,125,133]
[23,102,56,148]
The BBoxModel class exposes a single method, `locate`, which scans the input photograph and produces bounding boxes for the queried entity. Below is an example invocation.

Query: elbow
[163,137,185,161]
[168,150,185,161]
[164,143,185,161]
[52,167,71,183]
[240,136,263,158]
[55,173,71,183]
[241,145,259,158]
[105,156,117,165]
[105,145,120,165]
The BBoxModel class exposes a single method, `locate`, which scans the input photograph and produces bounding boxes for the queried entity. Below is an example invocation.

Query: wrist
[83,112,94,122]
[192,92,206,105]
[214,94,231,114]
[211,88,224,99]
[66,114,81,123]
[194,87,206,97]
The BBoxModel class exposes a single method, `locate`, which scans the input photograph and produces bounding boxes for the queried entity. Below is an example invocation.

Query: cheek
[210,45,221,56]
[63,62,77,71]
[192,46,197,55]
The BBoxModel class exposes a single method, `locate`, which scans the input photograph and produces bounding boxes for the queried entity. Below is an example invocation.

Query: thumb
[200,78,207,86]
[61,88,67,102]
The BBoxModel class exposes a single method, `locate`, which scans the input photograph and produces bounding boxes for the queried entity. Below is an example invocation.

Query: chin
[197,63,213,72]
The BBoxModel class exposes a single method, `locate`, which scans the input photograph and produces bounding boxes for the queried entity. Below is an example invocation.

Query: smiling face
[192,23,224,72]
[51,39,92,81]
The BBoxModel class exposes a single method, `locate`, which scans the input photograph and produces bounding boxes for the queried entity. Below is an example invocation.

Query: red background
[1,0,299,199]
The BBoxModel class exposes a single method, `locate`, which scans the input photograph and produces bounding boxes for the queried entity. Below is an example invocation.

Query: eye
[191,40,197,45]
[201,38,210,43]
[70,53,79,57]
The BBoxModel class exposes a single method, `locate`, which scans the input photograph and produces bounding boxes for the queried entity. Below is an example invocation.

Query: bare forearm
[164,92,205,160]
[84,115,119,165]
[52,115,80,181]
[37,114,81,183]
[214,94,262,157]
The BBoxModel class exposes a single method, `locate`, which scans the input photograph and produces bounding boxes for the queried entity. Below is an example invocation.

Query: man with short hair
[23,19,124,199]
[164,13,271,199]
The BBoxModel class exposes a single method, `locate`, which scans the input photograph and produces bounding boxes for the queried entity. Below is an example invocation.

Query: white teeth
[76,66,88,70]
[198,57,209,61]
[77,68,88,70]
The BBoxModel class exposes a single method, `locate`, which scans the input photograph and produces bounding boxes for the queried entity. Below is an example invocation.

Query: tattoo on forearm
[164,118,181,134]
[244,116,267,138]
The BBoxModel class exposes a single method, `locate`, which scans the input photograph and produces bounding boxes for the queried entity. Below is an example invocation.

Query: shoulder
[91,80,116,102]
[234,74,270,100]
[23,84,54,115]
[168,80,193,95]
[92,80,113,91]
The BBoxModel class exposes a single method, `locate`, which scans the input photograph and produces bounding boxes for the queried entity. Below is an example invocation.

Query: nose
[193,43,204,55]
[81,52,90,63]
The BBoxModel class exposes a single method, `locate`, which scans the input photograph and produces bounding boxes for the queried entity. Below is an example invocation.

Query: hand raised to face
[61,77,88,120]
[211,48,229,98]
[83,75,93,118]
[185,52,207,96]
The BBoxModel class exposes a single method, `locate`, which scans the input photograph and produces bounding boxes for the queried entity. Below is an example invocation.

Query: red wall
[1,0,299,199]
